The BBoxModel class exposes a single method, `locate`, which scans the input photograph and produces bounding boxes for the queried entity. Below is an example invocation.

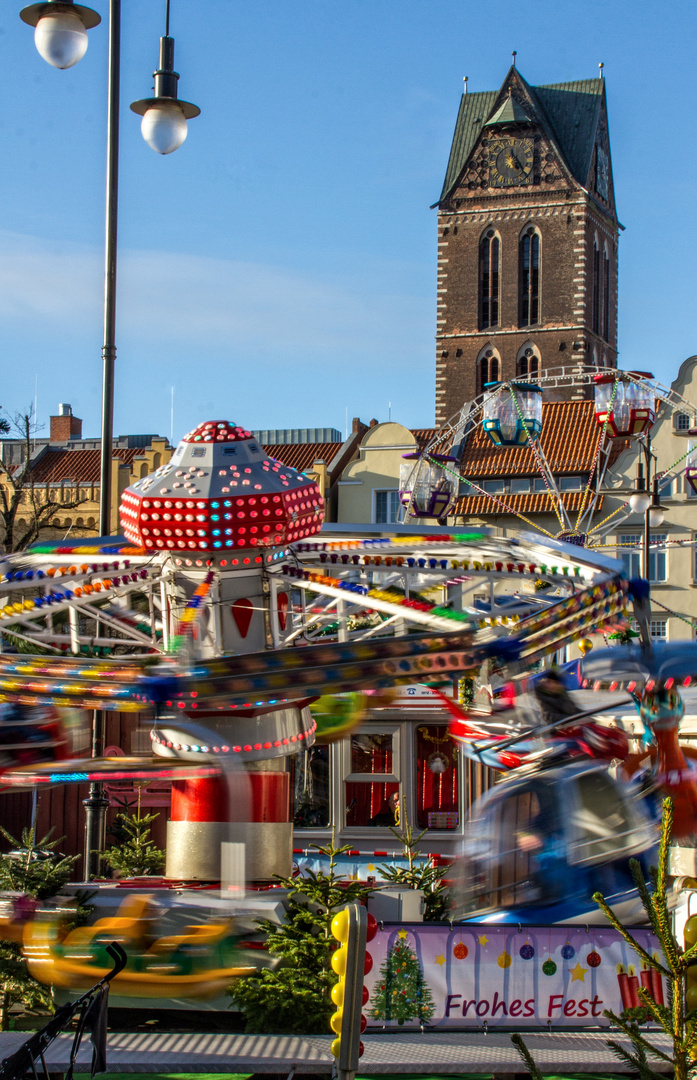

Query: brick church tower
[434,65,619,425]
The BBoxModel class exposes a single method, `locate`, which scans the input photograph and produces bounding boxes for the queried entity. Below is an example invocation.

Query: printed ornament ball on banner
[561,944,576,960]
[587,951,602,968]
[453,942,468,960]
[542,959,557,976]
[520,943,534,960]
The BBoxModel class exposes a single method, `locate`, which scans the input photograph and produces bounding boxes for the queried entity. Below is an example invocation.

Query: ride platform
[0,1028,672,1076]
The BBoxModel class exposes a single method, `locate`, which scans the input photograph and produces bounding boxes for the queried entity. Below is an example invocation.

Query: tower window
[479,351,500,394]
[592,240,601,335]
[480,231,500,329]
[519,229,539,327]
[518,348,539,378]
[603,248,610,341]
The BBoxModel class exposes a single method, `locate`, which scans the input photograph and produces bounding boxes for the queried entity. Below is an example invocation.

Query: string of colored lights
[516,582,628,664]
[282,557,585,631]
[509,386,566,530]
[0,572,628,710]
[168,570,215,654]
[0,569,151,622]
[574,377,617,531]
[651,597,695,630]
[425,457,556,538]
[587,442,697,538]
[22,541,147,557]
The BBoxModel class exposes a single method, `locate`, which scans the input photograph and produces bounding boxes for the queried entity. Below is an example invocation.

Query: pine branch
[605,1039,666,1080]
[630,857,662,939]
[592,891,662,971]
[510,1033,545,1080]
[602,1009,674,1064]
[636,984,673,1036]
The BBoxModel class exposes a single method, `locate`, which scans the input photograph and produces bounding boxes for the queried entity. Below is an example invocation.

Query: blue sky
[0,0,694,442]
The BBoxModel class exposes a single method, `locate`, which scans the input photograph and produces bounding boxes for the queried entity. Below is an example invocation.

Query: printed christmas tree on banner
[369,936,435,1025]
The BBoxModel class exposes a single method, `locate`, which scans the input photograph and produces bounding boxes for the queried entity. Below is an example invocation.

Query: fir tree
[369,936,435,1025]
[100,785,165,878]
[229,838,371,1035]
[0,826,80,1030]
[377,800,451,921]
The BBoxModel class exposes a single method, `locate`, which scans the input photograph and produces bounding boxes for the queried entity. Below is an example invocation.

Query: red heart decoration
[232,598,254,638]
[277,591,289,631]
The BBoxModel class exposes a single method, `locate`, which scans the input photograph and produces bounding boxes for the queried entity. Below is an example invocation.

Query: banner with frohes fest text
[364,924,664,1030]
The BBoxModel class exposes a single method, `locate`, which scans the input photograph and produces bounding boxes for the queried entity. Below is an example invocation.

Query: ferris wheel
[400,364,697,550]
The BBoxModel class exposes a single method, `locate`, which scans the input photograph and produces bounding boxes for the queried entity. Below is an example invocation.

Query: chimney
[351,417,369,440]
[50,403,83,442]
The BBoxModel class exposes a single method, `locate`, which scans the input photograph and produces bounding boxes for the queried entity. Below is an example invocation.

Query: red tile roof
[262,442,344,473]
[411,428,437,452]
[425,400,605,478]
[29,447,141,484]
[454,490,604,517]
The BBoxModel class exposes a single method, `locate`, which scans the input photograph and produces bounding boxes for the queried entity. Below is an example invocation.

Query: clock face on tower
[488,138,534,187]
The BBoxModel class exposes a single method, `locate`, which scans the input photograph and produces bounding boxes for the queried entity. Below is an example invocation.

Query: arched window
[602,245,610,341]
[152,452,162,470]
[478,349,500,395]
[519,227,540,327]
[479,230,500,329]
[592,237,601,335]
[139,462,148,478]
[517,347,539,379]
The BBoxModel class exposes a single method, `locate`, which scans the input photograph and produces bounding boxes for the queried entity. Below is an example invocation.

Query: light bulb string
[509,389,566,529]
[574,377,617,530]
[587,441,697,537]
[425,455,556,538]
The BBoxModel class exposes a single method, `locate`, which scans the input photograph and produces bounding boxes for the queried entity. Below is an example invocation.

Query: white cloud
[0,229,430,357]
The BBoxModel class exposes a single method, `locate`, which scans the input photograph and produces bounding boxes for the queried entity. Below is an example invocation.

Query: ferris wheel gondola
[400,364,697,551]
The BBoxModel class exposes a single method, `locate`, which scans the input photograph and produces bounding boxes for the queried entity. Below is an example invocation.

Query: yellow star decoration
[397,929,409,939]
[434,954,446,967]
[570,962,588,982]
[366,863,376,872]
[478,934,489,946]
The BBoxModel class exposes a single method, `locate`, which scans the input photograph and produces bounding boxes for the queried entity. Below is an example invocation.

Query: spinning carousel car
[454,762,657,925]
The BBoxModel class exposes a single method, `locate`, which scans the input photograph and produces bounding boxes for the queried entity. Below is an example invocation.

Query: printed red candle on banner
[616,964,631,1009]
[627,967,640,1008]
[650,967,665,1006]
[640,967,652,997]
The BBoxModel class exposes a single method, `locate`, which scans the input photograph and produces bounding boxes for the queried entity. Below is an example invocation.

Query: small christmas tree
[369,935,435,1025]
[513,797,697,1080]
[377,800,450,921]
[101,785,165,878]
[229,837,371,1034]
[0,826,80,1030]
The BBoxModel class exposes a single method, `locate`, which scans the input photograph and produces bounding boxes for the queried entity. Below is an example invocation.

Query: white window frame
[373,489,400,524]
[619,533,667,582]
[342,723,401,833]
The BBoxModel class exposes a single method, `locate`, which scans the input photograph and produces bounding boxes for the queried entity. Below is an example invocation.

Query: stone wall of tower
[435,192,619,425]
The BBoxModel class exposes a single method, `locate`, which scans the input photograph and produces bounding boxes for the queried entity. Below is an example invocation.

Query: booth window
[345,732,399,827]
[415,725,459,829]
[291,745,330,828]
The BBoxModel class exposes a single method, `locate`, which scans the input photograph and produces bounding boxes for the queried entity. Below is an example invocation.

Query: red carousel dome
[120,421,324,553]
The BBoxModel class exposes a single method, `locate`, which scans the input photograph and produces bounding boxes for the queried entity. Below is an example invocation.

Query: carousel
[0,412,695,999]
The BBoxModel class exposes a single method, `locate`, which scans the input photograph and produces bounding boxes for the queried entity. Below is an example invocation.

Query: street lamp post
[19,0,199,877]
[629,430,666,593]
